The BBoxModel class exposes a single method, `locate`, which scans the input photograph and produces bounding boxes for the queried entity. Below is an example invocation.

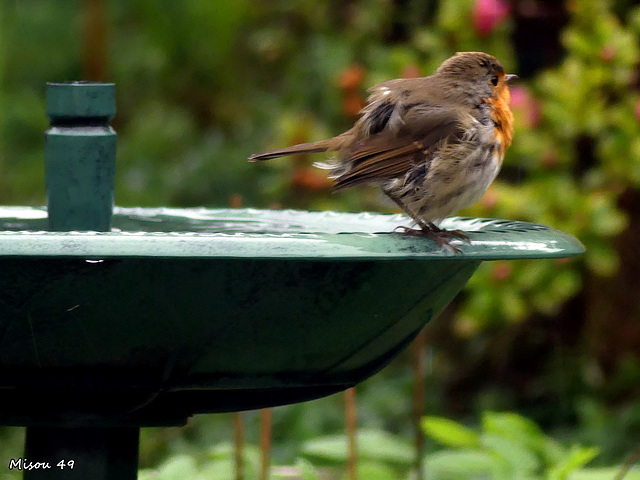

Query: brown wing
[332,101,466,191]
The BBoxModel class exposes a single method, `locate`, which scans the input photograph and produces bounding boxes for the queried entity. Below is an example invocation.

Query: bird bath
[0,83,584,479]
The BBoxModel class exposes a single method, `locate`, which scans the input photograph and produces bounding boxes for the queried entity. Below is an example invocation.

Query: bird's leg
[384,190,469,252]
[384,190,430,231]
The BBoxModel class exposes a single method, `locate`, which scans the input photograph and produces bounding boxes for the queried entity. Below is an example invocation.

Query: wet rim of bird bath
[0,206,585,260]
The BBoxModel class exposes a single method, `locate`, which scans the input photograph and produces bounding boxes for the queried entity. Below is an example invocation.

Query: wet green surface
[0,207,584,260]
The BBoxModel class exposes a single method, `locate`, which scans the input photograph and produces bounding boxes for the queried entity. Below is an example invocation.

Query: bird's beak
[505,74,518,83]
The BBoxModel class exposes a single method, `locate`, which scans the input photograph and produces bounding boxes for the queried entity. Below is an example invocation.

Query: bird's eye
[490,75,499,86]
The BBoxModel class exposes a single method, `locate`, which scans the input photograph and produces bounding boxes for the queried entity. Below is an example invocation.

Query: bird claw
[394,224,470,253]
[393,225,422,235]
[443,229,470,242]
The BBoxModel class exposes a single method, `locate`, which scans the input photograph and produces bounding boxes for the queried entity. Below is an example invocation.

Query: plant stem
[345,387,357,480]
[260,408,272,480]
[233,412,244,480]
[413,330,427,480]
[615,444,640,480]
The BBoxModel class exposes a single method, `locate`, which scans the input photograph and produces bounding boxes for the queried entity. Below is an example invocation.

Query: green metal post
[24,82,138,480]
[45,81,116,231]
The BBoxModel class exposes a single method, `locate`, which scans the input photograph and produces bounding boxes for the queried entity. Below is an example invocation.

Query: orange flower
[402,65,421,79]
[291,167,332,191]
[342,93,366,118]
[338,65,365,91]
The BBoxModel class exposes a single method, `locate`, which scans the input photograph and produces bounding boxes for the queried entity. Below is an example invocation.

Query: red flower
[472,0,510,37]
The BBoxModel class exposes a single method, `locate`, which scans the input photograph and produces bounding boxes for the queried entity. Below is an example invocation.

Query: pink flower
[509,85,541,128]
[491,262,512,282]
[472,0,510,37]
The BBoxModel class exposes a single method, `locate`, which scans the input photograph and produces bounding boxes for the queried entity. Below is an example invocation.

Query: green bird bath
[0,83,584,479]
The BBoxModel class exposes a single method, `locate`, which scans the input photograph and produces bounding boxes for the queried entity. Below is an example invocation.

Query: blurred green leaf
[481,433,539,473]
[137,470,157,480]
[421,417,481,449]
[549,446,600,480]
[302,429,413,465]
[155,455,198,480]
[570,467,640,479]
[345,461,400,480]
[482,412,545,448]
[198,459,236,480]
[296,458,322,480]
[424,450,500,478]
[208,441,260,479]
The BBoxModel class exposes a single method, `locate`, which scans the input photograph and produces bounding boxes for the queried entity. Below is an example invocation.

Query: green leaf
[424,450,500,477]
[357,430,414,464]
[422,416,481,448]
[482,411,547,454]
[198,459,235,480]
[549,446,600,480]
[301,429,413,465]
[301,434,346,463]
[344,461,400,480]
[482,412,543,438]
[569,467,640,480]
[156,455,198,480]
[541,437,569,467]
[137,470,157,480]
[208,442,260,478]
[481,433,540,473]
[296,458,322,480]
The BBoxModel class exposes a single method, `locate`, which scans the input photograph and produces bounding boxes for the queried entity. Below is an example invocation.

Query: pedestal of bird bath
[0,83,584,479]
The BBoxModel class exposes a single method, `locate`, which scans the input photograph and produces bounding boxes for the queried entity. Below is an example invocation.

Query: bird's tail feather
[248,140,331,162]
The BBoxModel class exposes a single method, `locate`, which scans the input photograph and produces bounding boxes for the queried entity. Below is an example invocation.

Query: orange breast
[489,86,514,165]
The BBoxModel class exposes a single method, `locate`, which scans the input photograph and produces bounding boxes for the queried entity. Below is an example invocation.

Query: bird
[249,51,516,251]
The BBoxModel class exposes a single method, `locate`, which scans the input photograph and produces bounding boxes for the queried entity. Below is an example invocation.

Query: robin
[249,51,516,251]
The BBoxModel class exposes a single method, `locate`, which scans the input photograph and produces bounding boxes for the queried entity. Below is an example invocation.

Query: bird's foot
[394,223,469,253]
